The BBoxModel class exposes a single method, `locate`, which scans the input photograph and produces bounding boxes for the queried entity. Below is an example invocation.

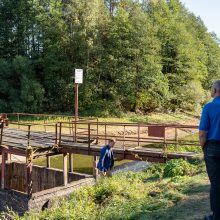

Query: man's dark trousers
[204,141,220,220]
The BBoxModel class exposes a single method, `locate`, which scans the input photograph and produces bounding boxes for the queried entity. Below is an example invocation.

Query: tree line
[0,0,220,116]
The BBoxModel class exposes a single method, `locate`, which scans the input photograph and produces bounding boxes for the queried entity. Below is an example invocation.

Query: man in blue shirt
[199,80,220,220]
[97,138,116,177]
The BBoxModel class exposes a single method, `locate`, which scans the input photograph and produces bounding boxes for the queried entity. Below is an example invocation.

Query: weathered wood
[0,122,3,145]
[69,153,73,172]
[59,144,197,162]
[88,123,91,150]
[27,162,33,197]
[63,153,68,186]
[46,156,51,168]
[93,156,98,179]
[1,150,6,189]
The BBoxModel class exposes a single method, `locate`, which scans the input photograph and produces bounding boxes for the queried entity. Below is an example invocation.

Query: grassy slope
[139,175,210,220]
[3,159,211,220]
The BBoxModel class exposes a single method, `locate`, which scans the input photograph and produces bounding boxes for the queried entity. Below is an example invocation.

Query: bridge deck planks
[0,127,199,162]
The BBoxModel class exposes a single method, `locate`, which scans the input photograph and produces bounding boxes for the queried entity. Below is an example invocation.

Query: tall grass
[3,159,207,220]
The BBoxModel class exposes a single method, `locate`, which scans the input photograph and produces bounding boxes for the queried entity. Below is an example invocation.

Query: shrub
[163,159,196,178]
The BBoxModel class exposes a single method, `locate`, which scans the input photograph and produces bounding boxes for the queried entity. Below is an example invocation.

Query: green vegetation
[0,0,219,115]
[2,159,209,220]
[8,112,197,124]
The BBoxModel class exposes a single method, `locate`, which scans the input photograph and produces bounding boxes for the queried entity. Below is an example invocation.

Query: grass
[8,112,198,125]
[3,159,210,220]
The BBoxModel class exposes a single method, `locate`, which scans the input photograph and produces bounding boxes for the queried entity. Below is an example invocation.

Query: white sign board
[75,69,83,84]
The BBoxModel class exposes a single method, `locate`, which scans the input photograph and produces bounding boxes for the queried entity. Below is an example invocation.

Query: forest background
[1,0,220,116]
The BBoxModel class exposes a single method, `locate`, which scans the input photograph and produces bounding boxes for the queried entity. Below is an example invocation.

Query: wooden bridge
[0,113,200,196]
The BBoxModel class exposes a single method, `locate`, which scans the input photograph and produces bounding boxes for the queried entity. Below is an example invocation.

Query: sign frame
[75,69,83,84]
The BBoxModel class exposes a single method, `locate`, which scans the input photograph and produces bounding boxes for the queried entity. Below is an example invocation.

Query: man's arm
[199,105,209,147]
[99,147,107,171]
[199,130,207,147]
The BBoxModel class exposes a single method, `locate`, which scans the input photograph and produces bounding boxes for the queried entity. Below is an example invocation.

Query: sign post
[74,69,83,118]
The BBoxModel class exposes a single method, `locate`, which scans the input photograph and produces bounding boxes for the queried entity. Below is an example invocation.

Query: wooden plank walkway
[0,127,199,163]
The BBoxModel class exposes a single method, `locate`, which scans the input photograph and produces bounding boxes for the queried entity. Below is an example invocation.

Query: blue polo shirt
[199,96,220,141]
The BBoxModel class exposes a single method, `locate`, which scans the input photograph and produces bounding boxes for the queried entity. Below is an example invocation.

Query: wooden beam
[1,150,5,189]
[69,153,73,172]
[33,152,60,159]
[46,155,51,168]
[63,153,68,186]
[0,145,26,157]
[93,156,98,179]
[27,162,33,197]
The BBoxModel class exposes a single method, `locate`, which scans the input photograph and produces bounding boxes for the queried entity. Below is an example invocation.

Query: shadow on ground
[137,182,210,220]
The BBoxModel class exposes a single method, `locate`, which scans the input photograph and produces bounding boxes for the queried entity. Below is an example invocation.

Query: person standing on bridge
[97,138,116,177]
[199,80,220,220]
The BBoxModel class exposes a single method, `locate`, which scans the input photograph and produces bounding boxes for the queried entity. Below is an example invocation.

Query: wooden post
[163,127,167,157]
[175,127,178,151]
[8,153,11,162]
[27,125,31,146]
[63,153,68,186]
[75,83,79,118]
[69,118,71,135]
[0,122,4,145]
[105,123,107,144]
[26,146,33,197]
[93,156,98,179]
[59,122,62,145]
[74,117,77,143]
[96,118,99,144]
[69,153,73,173]
[46,156,51,168]
[1,149,5,189]
[71,118,74,141]
[137,123,140,147]
[44,116,46,132]
[27,162,33,197]
[55,123,58,145]
[88,123,91,150]
[17,113,20,129]
[123,125,125,151]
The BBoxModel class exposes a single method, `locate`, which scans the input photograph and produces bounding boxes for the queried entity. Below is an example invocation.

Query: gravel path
[113,161,149,174]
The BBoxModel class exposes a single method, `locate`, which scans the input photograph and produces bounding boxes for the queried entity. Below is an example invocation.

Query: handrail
[3,112,97,120]
[59,120,198,129]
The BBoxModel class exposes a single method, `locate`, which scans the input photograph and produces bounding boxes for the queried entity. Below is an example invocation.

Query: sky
[180,0,220,37]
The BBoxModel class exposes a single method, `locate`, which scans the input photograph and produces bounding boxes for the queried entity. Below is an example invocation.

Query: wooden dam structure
[0,113,200,213]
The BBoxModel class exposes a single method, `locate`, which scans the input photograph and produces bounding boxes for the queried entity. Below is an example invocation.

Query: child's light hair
[108,138,116,143]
